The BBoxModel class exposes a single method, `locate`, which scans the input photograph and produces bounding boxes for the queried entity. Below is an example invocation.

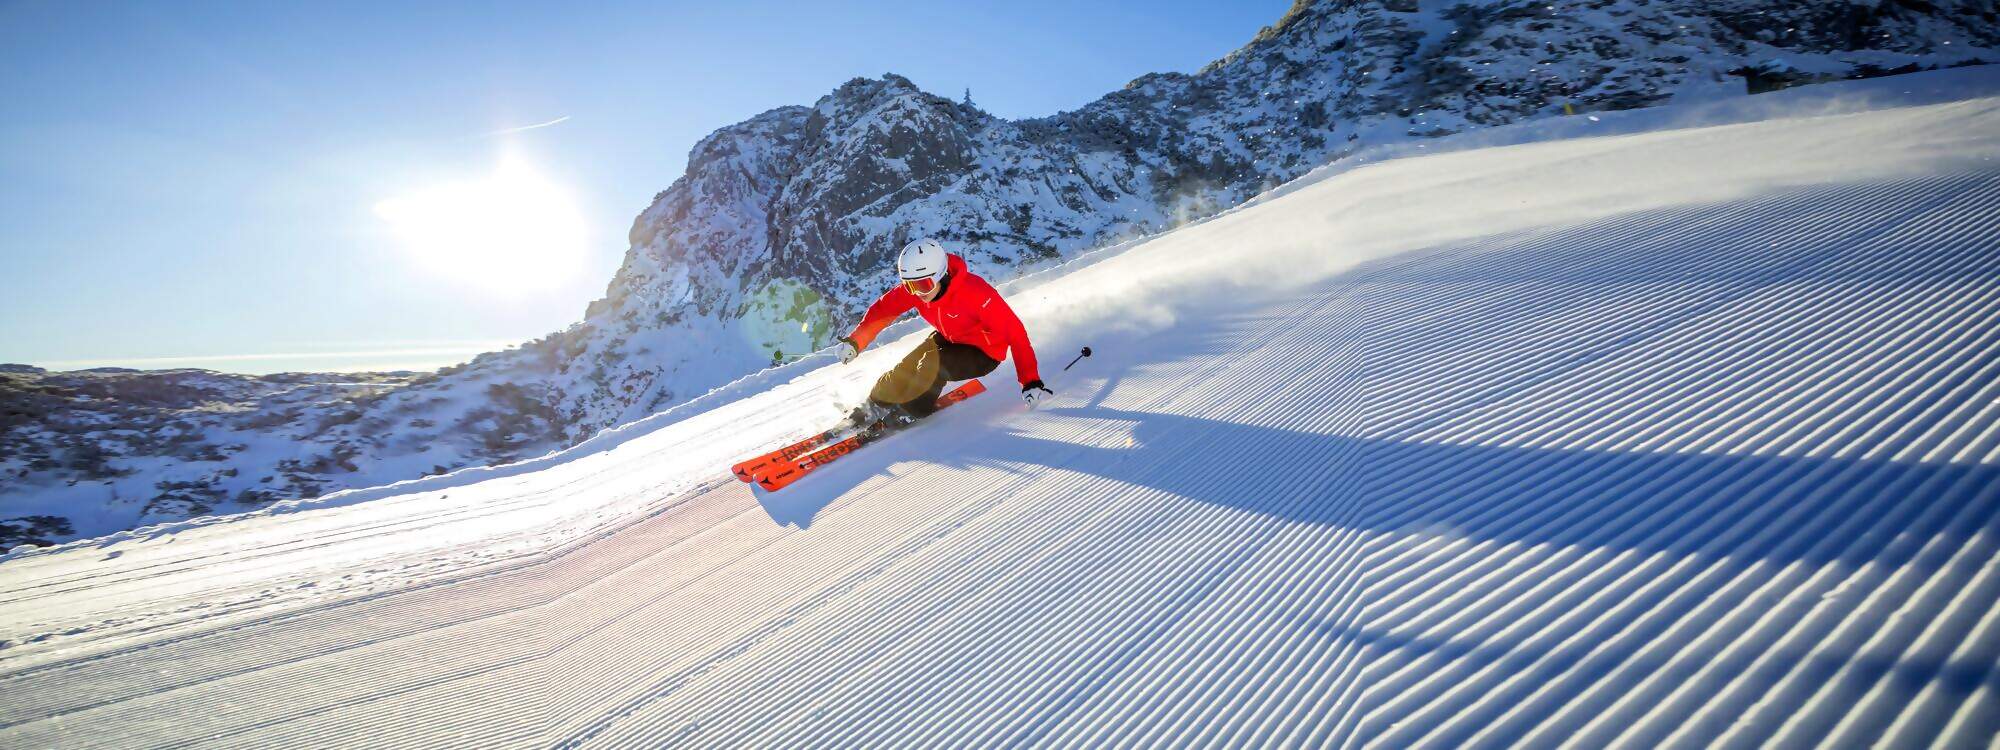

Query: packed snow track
[3,71,1999,748]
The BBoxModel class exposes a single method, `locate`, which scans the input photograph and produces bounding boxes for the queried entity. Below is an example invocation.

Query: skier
[837,238,1052,421]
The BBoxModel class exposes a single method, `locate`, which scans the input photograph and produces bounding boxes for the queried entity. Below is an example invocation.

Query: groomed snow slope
[3,69,1999,748]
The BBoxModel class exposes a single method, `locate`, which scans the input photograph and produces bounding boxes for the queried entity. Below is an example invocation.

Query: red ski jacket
[846,253,1041,386]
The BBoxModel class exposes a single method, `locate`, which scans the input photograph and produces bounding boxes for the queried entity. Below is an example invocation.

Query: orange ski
[749,379,986,492]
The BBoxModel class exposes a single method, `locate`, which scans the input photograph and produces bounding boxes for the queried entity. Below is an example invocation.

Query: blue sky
[0,0,1286,373]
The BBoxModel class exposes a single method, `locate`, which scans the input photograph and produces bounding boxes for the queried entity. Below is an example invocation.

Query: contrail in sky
[482,115,570,137]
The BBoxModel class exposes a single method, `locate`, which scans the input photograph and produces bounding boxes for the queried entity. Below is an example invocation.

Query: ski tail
[747,379,986,492]
[935,378,986,408]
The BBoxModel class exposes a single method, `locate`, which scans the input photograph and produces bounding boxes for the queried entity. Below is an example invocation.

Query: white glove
[1022,380,1053,410]
[836,337,860,364]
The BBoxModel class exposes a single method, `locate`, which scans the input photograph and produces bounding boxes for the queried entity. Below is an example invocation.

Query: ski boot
[844,400,919,430]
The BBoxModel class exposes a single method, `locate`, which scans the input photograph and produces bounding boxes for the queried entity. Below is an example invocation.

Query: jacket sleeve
[978,288,1040,386]
[846,286,917,351]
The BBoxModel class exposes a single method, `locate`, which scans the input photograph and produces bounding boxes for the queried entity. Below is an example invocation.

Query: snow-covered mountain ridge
[3,0,1994,547]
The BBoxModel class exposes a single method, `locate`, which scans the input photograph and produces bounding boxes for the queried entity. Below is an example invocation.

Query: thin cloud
[481,115,571,138]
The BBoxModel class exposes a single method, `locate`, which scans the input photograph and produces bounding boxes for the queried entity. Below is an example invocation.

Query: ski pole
[1062,346,1092,372]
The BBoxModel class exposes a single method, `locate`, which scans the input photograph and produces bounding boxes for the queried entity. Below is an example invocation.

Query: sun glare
[374,156,587,294]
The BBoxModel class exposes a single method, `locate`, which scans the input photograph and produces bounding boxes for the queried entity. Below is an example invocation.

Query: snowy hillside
[2,68,1996,747]
[7,0,1994,546]
[0,358,562,547]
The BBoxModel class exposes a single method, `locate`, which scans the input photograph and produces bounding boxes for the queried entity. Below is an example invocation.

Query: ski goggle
[902,276,940,296]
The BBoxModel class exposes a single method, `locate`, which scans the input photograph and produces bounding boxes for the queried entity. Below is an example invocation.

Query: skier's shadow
[984,406,1998,571]
[759,398,1999,574]
[753,477,837,529]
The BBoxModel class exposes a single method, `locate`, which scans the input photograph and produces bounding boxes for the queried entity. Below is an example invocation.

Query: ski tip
[732,458,776,483]
[755,470,800,492]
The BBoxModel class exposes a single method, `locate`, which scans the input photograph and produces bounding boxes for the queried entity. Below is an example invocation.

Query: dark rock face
[763,76,981,288]
[0,516,73,549]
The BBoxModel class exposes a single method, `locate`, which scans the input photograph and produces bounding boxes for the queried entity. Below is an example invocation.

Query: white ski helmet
[896,238,948,296]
